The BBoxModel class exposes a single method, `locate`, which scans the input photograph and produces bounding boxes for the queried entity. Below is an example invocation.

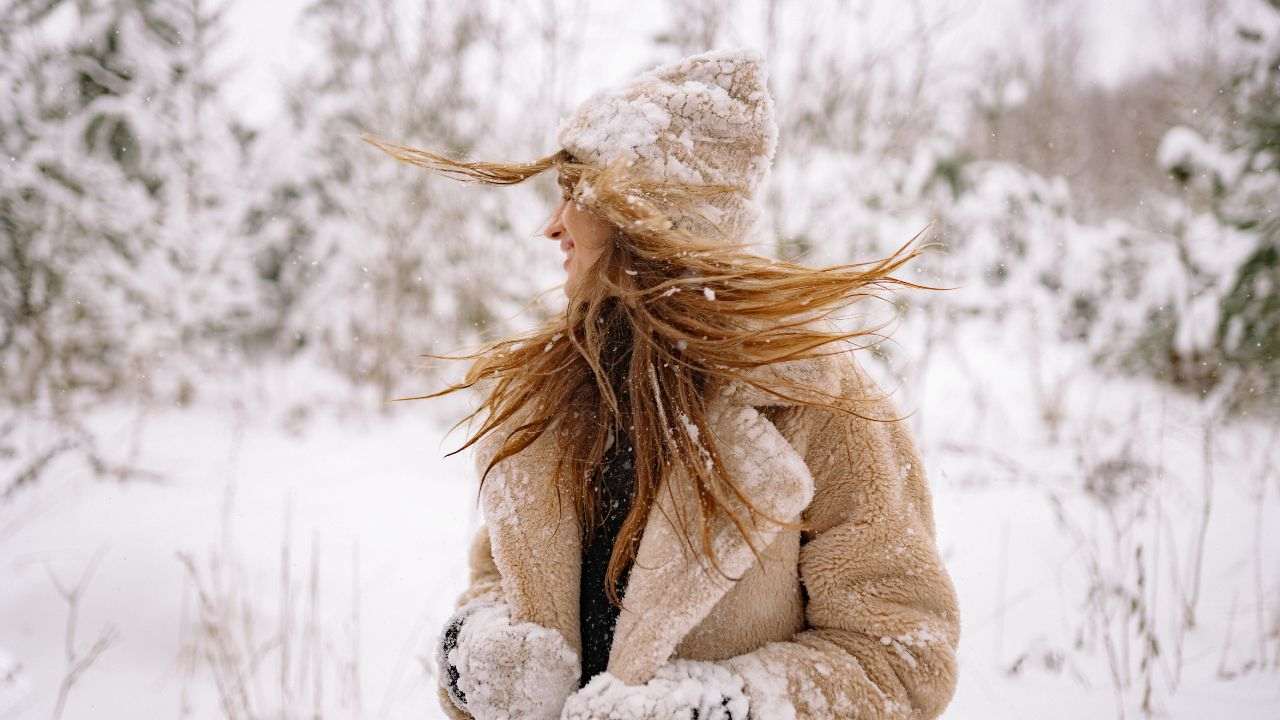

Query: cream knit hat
[555,47,779,244]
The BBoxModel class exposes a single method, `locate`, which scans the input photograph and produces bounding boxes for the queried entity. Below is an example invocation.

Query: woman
[365,47,960,720]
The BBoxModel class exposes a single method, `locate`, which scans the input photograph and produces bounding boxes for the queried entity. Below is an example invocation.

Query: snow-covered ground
[2,319,1278,719]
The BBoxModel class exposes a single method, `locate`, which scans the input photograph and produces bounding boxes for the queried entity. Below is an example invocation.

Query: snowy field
[5,0,1279,717]
[3,318,1276,719]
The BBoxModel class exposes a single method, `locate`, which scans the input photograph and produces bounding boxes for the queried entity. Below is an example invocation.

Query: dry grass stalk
[48,547,119,720]
[175,489,364,718]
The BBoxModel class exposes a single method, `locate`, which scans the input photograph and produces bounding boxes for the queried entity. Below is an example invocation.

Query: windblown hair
[362,132,946,607]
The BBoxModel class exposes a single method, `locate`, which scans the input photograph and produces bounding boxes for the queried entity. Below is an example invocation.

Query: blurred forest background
[1,0,1278,718]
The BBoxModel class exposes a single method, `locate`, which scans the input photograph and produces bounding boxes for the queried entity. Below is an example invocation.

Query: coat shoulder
[770,348,912,443]
[778,349,934,535]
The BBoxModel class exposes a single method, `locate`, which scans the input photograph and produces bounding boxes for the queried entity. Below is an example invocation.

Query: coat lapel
[475,343,847,685]
[605,350,844,684]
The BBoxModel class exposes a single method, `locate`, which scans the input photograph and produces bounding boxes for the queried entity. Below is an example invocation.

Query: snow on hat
[555,47,779,244]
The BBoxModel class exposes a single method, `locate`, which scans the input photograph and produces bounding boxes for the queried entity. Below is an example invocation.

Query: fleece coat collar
[471,349,844,686]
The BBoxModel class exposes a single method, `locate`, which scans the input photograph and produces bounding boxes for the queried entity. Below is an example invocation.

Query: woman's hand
[559,659,749,720]
[436,597,580,720]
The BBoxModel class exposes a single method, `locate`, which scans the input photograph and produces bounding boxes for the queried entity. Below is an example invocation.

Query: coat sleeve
[722,369,961,719]
[455,522,505,607]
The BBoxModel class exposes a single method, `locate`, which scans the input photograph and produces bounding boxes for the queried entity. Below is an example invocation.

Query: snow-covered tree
[245,0,558,406]
[1212,3,1280,411]
[1150,3,1280,414]
[0,0,257,414]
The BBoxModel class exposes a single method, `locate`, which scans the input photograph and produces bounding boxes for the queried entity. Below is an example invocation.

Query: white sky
[220,0,1252,130]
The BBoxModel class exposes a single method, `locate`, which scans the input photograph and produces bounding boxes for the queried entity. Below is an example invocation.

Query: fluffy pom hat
[555,47,779,244]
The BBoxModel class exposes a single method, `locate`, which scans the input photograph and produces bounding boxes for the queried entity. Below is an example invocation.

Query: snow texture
[3,322,1279,718]
[723,652,796,720]
[555,47,779,243]
[1157,125,1246,184]
[560,659,748,720]
[436,596,497,713]
[444,598,580,720]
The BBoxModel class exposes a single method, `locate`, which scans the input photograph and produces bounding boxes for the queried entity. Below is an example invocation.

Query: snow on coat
[435,338,961,719]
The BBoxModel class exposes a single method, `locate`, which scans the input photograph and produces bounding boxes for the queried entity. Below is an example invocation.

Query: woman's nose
[541,201,567,241]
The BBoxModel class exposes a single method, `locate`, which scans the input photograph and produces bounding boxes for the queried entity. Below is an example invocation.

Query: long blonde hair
[363,132,945,606]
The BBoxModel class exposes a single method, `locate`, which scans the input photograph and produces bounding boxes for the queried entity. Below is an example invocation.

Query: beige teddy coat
[437,345,961,719]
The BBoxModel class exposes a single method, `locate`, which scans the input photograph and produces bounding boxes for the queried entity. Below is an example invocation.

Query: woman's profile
[364,46,960,720]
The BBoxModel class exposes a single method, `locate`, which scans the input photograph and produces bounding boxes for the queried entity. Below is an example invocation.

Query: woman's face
[541,180,614,298]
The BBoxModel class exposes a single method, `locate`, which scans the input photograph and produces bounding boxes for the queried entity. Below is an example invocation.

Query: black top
[578,386,638,688]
